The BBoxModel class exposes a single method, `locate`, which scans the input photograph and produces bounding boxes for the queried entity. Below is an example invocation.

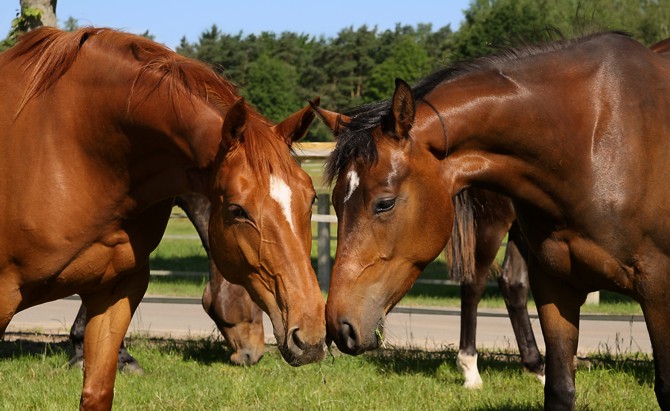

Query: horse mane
[7,27,291,181]
[325,30,633,184]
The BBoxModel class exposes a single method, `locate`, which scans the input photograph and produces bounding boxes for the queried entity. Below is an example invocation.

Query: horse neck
[424,68,584,220]
[123,83,225,196]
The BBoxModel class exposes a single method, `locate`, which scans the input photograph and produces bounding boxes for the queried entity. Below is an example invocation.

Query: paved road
[5,296,651,355]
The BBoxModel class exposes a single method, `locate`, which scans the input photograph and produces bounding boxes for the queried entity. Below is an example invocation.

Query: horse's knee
[80,385,114,411]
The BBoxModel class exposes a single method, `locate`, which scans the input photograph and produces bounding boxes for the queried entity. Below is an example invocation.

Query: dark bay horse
[316,32,670,409]
[0,27,325,409]
[68,194,265,371]
[447,187,543,388]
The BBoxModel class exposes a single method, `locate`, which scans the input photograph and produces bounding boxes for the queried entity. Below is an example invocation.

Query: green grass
[0,336,657,410]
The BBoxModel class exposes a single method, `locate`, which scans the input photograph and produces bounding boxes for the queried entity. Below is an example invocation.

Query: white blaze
[269,175,295,233]
[343,170,359,203]
[387,151,402,186]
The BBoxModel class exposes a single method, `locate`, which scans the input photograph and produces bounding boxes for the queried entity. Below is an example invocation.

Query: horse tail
[446,188,477,284]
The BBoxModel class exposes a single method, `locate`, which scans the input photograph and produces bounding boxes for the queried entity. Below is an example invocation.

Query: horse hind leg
[68,303,144,374]
[638,277,670,410]
[528,254,583,411]
[67,304,87,368]
[499,225,545,382]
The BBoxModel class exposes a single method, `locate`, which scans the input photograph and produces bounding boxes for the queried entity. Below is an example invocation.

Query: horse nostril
[338,321,359,352]
[290,328,307,351]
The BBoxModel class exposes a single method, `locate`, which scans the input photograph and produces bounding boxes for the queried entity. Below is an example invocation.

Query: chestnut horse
[317,32,670,409]
[0,27,325,409]
[68,194,265,371]
[448,187,543,388]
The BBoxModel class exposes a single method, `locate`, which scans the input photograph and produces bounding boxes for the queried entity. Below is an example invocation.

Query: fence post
[585,291,600,305]
[317,193,331,291]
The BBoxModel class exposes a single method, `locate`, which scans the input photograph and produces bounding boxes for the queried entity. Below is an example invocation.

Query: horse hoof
[119,361,144,375]
[463,378,483,389]
[68,358,84,370]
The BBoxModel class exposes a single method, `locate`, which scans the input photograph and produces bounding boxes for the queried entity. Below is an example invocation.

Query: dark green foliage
[171,0,669,141]
[2,1,668,135]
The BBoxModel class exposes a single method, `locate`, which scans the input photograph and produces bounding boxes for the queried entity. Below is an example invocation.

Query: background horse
[317,32,670,410]
[448,187,543,388]
[0,27,325,409]
[68,194,265,372]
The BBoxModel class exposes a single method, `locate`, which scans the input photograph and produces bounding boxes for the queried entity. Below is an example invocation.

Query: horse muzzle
[277,327,326,366]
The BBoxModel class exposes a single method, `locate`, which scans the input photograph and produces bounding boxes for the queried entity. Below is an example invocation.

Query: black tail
[446,189,477,284]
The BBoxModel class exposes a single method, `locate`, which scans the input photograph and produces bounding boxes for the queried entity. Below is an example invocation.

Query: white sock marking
[343,170,359,203]
[457,350,483,389]
[269,175,295,233]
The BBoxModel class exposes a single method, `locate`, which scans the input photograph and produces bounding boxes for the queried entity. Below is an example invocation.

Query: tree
[2,0,57,50]
[365,36,430,101]
[243,53,302,123]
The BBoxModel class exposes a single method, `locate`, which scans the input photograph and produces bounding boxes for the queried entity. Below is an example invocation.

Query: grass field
[0,336,657,410]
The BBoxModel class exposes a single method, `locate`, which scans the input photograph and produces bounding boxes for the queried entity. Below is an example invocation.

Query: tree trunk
[20,0,58,29]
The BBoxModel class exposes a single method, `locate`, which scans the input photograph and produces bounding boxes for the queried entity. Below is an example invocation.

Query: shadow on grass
[360,346,654,387]
[139,336,241,366]
[360,348,523,378]
[578,351,654,387]
[0,337,71,360]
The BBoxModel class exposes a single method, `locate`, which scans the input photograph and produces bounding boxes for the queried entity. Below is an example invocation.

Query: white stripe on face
[343,170,359,203]
[269,174,295,233]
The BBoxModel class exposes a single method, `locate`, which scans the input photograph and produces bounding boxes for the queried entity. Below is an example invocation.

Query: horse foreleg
[528,255,583,411]
[68,304,87,368]
[458,273,488,389]
[79,269,149,411]
[499,229,544,381]
[0,275,22,336]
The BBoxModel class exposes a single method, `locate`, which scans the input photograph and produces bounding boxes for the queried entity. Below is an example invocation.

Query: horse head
[208,98,326,365]
[314,81,453,354]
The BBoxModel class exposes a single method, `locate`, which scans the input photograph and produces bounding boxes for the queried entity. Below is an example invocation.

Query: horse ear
[310,100,351,137]
[272,98,318,145]
[391,78,415,138]
[221,97,247,149]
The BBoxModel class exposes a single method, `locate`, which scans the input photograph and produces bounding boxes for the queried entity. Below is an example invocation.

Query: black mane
[325,30,632,184]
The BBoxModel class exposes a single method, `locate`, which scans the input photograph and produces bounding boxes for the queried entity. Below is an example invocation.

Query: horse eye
[374,198,396,214]
[228,204,250,220]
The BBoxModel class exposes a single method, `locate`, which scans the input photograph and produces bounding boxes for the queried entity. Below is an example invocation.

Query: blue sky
[1,0,470,50]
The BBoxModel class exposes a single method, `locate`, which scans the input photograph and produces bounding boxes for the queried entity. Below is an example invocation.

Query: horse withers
[0,27,325,409]
[317,32,670,410]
